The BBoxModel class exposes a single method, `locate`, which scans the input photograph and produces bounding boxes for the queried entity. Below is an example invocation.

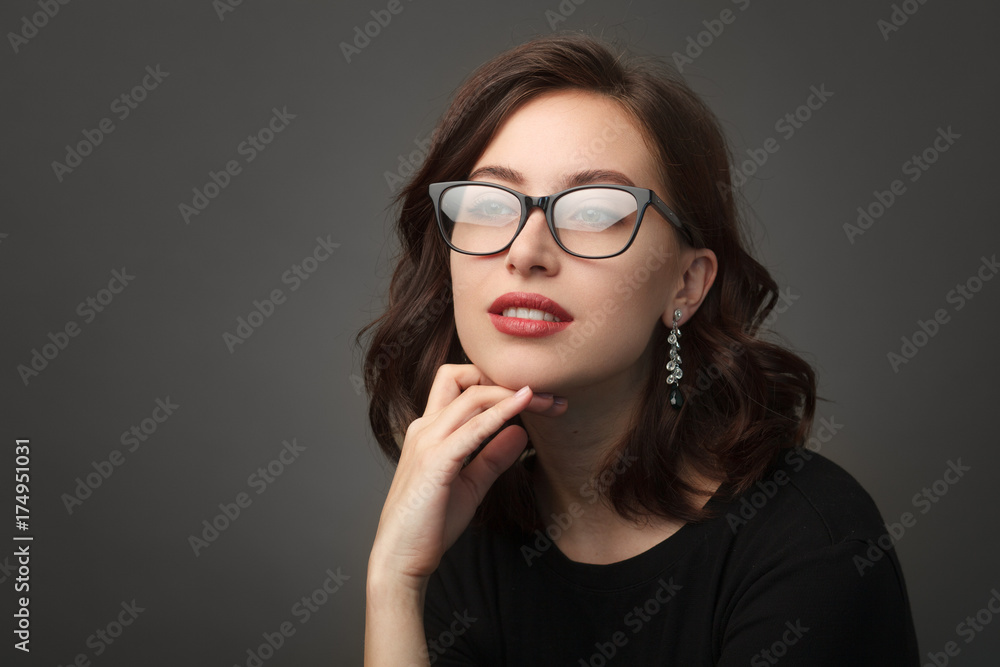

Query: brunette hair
[358,33,816,532]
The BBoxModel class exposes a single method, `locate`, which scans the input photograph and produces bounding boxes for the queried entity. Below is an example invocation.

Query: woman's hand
[364,363,565,665]
[368,363,566,589]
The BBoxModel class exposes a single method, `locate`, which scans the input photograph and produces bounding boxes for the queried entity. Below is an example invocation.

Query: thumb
[458,425,528,504]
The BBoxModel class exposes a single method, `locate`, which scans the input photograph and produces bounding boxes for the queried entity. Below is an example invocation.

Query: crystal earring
[667,309,684,409]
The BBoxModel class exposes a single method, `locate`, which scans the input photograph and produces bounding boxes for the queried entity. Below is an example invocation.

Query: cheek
[564,265,669,356]
[449,251,492,296]
[449,258,488,347]
[451,288,476,340]
[605,248,677,317]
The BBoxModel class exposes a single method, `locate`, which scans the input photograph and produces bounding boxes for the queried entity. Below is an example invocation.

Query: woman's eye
[481,200,514,215]
[578,207,612,224]
[467,198,518,221]
[562,205,620,230]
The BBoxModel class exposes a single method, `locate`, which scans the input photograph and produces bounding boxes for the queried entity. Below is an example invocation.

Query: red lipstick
[488,292,572,338]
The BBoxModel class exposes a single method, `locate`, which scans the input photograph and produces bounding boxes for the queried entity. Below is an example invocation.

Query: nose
[504,205,561,276]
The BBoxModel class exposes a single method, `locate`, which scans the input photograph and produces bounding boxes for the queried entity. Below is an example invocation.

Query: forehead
[471,89,662,192]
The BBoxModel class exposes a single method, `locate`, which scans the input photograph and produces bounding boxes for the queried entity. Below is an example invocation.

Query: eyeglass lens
[439,184,639,257]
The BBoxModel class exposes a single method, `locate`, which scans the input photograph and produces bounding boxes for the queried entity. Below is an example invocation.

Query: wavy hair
[357,33,816,532]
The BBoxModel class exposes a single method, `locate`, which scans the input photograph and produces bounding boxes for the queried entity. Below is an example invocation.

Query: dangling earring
[667,309,684,409]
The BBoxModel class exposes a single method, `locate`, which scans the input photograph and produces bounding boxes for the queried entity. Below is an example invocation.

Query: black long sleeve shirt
[423,450,919,665]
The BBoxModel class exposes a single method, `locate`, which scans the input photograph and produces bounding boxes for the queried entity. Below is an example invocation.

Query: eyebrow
[467,165,638,189]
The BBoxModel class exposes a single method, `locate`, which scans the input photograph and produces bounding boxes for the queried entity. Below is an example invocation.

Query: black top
[423,450,919,666]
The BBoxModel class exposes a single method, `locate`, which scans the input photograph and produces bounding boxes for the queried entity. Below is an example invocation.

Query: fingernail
[515,386,530,398]
[553,396,567,405]
[535,392,554,400]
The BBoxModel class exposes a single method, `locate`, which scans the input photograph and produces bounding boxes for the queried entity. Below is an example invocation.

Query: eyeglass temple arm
[650,191,687,234]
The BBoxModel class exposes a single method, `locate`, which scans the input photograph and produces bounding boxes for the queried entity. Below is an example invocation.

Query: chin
[479,357,607,397]
[474,357,567,394]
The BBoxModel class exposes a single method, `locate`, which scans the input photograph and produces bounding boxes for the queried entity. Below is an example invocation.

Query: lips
[488,292,572,338]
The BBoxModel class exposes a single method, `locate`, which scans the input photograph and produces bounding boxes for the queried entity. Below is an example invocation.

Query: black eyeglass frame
[428,181,691,259]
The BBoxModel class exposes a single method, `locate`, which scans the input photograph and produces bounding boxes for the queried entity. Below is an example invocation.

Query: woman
[361,33,918,665]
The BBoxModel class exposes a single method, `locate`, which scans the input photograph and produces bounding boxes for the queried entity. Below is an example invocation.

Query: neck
[518,371,718,565]
[520,379,640,516]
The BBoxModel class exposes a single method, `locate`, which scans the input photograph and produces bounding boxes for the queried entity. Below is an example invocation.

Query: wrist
[366,554,430,602]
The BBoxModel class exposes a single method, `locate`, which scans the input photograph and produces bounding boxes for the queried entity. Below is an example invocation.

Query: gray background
[2,0,998,665]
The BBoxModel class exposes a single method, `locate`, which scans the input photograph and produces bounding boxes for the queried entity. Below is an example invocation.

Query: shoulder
[720,448,889,549]
[710,451,919,664]
[713,448,915,611]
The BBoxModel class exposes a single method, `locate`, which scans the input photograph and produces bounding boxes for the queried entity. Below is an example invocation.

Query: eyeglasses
[428,181,689,259]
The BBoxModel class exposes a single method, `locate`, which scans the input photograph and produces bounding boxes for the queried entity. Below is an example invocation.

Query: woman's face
[450,89,689,396]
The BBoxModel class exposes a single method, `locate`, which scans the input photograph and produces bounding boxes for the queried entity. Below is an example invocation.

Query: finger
[435,385,566,431]
[423,383,521,441]
[428,390,566,450]
[523,394,569,417]
[457,424,529,505]
[424,364,496,415]
[438,386,533,463]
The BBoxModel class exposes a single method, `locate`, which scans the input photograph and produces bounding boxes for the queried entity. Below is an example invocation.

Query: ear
[662,247,718,327]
